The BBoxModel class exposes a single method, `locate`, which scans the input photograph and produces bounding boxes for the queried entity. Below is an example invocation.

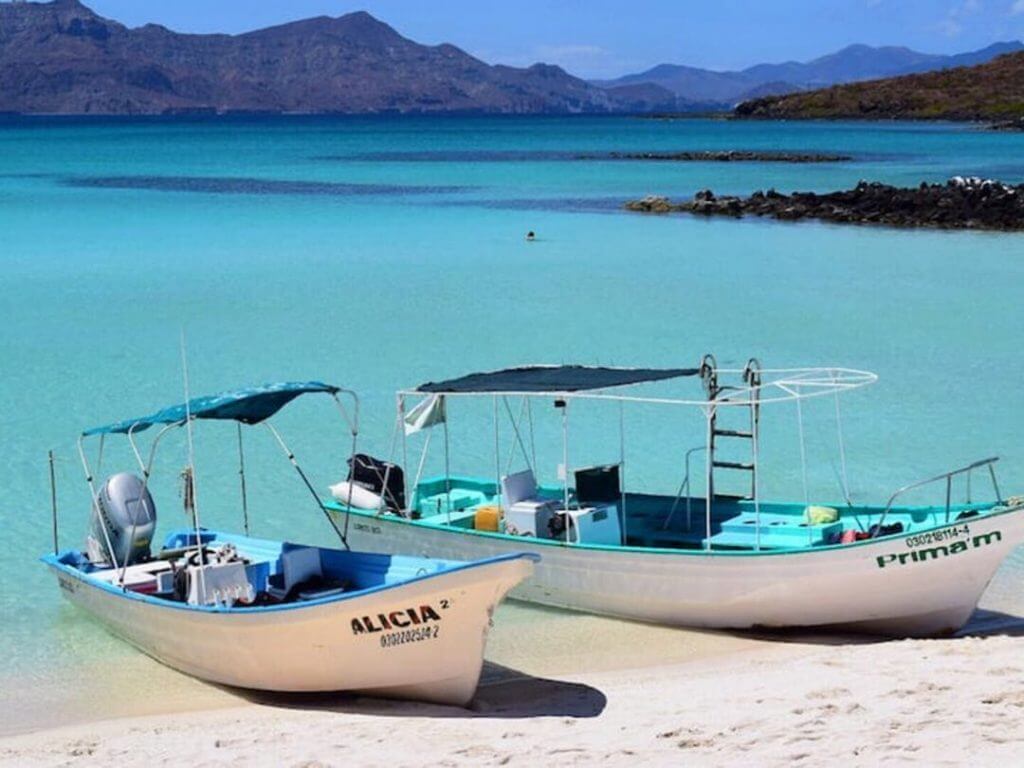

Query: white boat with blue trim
[328,358,1024,637]
[42,382,536,706]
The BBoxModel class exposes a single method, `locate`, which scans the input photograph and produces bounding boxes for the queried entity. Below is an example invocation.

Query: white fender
[329,481,385,510]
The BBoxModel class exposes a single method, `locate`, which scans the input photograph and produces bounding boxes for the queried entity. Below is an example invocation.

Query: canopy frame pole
[398,394,410,511]
[49,450,59,555]
[502,395,532,476]
[619,399,627,545]
[237,423,250,536]
[265,422,349,549]
[442,396,452,526]
[493,396,501,504]
[795,393,810,545]
[527,396,538,474]
[833,382,851,506]
[119,421,177,589]
[178,337,211,605]
[375,414,402,517]
[413,429,433,502]
[560,400,570,513]
[77,435,119,572]
[330,391,360,541]
[704,405,714,552]
[752,395,761,552]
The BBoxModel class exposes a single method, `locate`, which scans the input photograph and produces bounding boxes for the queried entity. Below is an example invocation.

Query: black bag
[574,464,621,504]
[347,453,406,510]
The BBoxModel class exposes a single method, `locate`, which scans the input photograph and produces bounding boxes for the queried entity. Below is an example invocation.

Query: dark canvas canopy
[83,381,340,436]
[416,365,699,394]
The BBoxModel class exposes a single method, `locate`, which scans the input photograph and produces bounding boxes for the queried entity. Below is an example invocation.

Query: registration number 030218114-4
[904,524,971,549]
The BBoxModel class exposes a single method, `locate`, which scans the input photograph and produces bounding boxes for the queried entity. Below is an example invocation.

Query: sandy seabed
[4,620,1024,768]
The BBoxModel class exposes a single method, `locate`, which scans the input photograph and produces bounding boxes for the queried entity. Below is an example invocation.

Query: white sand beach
[4,607,1024,768]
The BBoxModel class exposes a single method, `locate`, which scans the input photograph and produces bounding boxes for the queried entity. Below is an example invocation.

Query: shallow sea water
[2,115,1023,733]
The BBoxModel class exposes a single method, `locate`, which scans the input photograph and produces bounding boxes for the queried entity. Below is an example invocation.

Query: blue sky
[83,0,1024,78]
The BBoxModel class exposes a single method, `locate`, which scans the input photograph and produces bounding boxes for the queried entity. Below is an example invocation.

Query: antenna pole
[181,331,208,602]
[237,424,250,536]
[49,450,59,555]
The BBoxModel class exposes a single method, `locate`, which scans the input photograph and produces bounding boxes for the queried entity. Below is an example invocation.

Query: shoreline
[4,625,1024,767]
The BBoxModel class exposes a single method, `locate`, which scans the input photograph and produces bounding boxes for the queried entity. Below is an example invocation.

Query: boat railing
[663,445,707,531]
[875,456,1002,531]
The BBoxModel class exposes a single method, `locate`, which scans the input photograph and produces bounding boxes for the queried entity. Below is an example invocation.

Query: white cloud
[534,44,608,61]
[936,0,984,36]
[478,44,625,77]
[1011,0,1024,15]
[938,18,963,36]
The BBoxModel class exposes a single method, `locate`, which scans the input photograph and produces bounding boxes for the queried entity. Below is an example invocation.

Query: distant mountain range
[735,50,1024,122]
[594,42,1024,109]
[0,0,669,115]
[0,0,1021,116]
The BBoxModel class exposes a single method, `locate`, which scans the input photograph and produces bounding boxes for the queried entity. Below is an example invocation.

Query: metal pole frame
[704,405,714,552]
[49,450,59,555]
[237,423,250,536]
[77,435,120,573]
[398,394,410,511]
[560,399,570,513]
[119,421,178,588]
[442,395,452,525]
[329,390,361,541]
[265,422,350,549]
[619,399,627,545]
[493,396,501,502]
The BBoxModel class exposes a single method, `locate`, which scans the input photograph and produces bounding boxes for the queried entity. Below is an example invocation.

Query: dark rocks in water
[582,150,851,163]
[624,177,1024,231]
[989,117,1024,131]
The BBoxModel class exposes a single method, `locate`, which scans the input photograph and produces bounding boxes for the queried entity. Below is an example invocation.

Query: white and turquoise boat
[42,381,535,706]
[329,359,1024,637]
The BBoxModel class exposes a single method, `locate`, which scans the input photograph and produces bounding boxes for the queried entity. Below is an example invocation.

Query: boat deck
[333,475,1002,552]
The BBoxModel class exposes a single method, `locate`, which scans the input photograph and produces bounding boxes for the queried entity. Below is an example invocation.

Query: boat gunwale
[41,536,539,615]
[328,499,1024,558]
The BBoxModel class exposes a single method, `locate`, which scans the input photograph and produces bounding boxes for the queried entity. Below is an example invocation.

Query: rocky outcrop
[989,117,1024,131]
[625,178,1024,231]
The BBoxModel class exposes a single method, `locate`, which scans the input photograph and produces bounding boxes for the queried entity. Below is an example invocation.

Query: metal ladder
[700,355,761,501]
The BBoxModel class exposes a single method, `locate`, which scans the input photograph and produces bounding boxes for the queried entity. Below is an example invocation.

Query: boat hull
[46,554,533,706]
[334,506,1024,637]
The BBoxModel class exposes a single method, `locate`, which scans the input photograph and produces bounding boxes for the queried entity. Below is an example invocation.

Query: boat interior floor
[55,529,461,608]
[368,475,1006,552]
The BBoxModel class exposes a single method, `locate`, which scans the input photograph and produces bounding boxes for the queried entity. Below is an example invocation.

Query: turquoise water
[2,116,1024,732]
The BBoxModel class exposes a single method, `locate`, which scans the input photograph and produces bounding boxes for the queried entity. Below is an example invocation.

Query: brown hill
[0,0,671,115]
[735,51,1024,121]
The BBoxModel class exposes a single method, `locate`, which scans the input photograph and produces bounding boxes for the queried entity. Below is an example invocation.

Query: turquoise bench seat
[707,512,842,549]
[418,488,488,517]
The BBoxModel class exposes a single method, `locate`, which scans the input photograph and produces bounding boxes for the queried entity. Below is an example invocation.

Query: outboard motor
[86,472,157,567]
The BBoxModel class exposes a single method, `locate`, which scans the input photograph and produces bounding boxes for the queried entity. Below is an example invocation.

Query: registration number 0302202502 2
[350,598,451,648]
[379,625,440,648]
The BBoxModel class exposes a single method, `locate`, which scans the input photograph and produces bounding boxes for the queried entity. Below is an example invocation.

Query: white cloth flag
[404,394,446,435]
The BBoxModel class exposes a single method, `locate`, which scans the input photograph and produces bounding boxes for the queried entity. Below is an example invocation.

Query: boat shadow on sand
[740,607,1024,647]
[224,661,607,719]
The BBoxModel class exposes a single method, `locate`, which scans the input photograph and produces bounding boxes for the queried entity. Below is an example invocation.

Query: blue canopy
[417,365,699,394]
[83,381,340,437]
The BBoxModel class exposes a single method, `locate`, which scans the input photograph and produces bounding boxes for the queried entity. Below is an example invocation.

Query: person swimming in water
[526,231,536,241]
